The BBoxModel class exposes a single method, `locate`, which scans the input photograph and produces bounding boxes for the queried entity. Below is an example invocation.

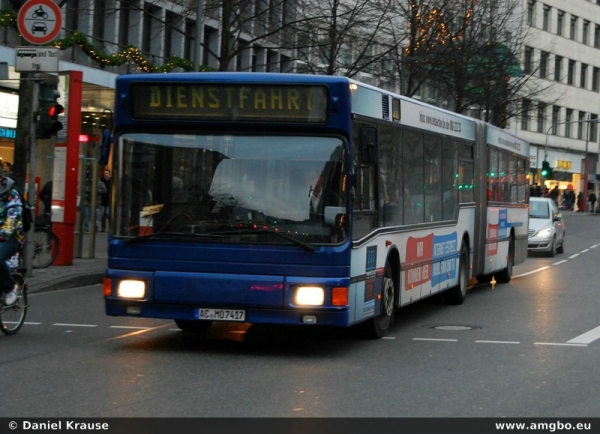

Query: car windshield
[530,201,550,219]
[114,133,348,245]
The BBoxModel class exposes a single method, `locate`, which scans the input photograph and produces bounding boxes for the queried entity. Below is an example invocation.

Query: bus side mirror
[360,127,377,165]
[325,206,346,225]
[325,207,347,242]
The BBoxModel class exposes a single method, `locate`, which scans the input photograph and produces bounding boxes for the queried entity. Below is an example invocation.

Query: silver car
[528,197,566,257]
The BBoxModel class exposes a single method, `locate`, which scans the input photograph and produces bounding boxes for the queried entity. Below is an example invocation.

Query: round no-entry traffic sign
[17,0,62,45]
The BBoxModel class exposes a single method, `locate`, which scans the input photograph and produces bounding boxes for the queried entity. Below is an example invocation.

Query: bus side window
[378,125,402,227]
[517,157,527,203]
[424,134,442,222]
[498,150,510,202]
[403,130,424,224]
[352,123,377,212]
[488,148,499,201]
[458,143,474,203]
[352,123,378,239]
[509,155,518,203]
[442,138,458,220]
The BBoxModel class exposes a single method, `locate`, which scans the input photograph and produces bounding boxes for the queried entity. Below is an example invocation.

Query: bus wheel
[366,263,395,339]
[447,242,468,305]
[495,238,514,283]
[175,319,213,335]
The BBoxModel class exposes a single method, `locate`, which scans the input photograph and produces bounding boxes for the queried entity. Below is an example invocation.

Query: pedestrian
[38,180,52,225]
[2,161,13,178]
[530,183,540,197]
[550,185,559,205]
[589,190,597,213]
[98,169,111,232]
[0,169,25,306]
[564,188,575,210]
[577,191,585,212]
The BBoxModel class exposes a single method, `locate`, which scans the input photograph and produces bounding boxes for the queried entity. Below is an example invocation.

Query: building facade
[518,0,600,198]
[0,0,299,163]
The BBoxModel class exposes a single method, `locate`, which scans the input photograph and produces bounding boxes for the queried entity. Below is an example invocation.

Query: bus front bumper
[105,300,350,327]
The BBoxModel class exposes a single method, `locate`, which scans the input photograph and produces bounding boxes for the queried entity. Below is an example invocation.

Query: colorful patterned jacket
[0,177,24,243]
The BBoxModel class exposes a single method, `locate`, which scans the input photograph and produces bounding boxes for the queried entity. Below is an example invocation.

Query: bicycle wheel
[0,275,27,335]
[32,229,59,269]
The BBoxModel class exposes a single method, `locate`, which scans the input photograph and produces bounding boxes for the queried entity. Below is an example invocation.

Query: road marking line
[534,342,587,347]
[24,322,42,325]
[566,325,600,345]
[105,323,173,341]
[476,340,520,344]
[413,338,458,342]
[513,266,550,278]
[109,326,153,330]
[382,336,396,339]
[53,323,97,327]
[591,245,598,249]
[514,247,591,278]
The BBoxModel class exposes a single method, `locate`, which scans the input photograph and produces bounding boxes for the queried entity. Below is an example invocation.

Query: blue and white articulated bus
[103,72,529,338]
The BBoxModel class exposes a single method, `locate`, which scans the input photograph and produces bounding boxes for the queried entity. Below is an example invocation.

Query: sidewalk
[26,231,108,294]
[561,208,600,216]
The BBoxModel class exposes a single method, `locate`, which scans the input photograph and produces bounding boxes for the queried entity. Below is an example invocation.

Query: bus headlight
[295,286,325,306]
[117,280,146,299]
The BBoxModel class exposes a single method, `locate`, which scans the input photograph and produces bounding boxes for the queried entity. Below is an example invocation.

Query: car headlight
[536,227,553,238]
[117,280,146,298]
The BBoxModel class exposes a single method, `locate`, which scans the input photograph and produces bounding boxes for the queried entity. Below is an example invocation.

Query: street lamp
[544,117,599,211]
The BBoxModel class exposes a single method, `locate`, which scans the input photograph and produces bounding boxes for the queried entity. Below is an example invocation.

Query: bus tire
[495,238,514,283]
[364,262,396,339]
[447,242,468,305]
[175,319,212,335]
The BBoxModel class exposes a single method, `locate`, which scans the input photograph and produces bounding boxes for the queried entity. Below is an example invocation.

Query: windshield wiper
[124,231,227,245]
[214,228,316,252]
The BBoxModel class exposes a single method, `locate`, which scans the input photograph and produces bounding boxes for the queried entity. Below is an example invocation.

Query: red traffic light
[48,104,64,118]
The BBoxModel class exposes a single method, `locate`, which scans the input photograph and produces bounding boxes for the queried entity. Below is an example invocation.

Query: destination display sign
[130,83,328,123]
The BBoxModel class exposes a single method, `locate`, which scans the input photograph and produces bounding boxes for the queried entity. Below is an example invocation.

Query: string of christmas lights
[0,9,212,73]
[405,1,476,56]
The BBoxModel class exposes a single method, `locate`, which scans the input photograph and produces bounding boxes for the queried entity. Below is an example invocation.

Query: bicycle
[31,224,59,269]
[0,251,28,335]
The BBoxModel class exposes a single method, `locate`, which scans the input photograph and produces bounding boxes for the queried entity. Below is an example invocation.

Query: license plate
[198,308,246,322]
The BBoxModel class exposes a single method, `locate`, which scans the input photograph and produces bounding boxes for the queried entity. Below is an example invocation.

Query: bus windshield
[116,133,348,245]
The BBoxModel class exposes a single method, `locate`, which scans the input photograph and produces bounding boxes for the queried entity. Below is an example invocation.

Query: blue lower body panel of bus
[104,269,351,327]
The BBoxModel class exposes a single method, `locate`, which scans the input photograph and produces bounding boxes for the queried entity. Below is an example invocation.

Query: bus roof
[116,71,354,85]
[115,72,529,154]
[486,123,529,157]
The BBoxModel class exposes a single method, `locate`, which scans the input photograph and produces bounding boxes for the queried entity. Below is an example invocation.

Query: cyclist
[0,172,24,306]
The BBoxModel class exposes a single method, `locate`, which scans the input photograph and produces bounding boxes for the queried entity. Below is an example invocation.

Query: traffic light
[36,84,64,139]
[541,160,553,179]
